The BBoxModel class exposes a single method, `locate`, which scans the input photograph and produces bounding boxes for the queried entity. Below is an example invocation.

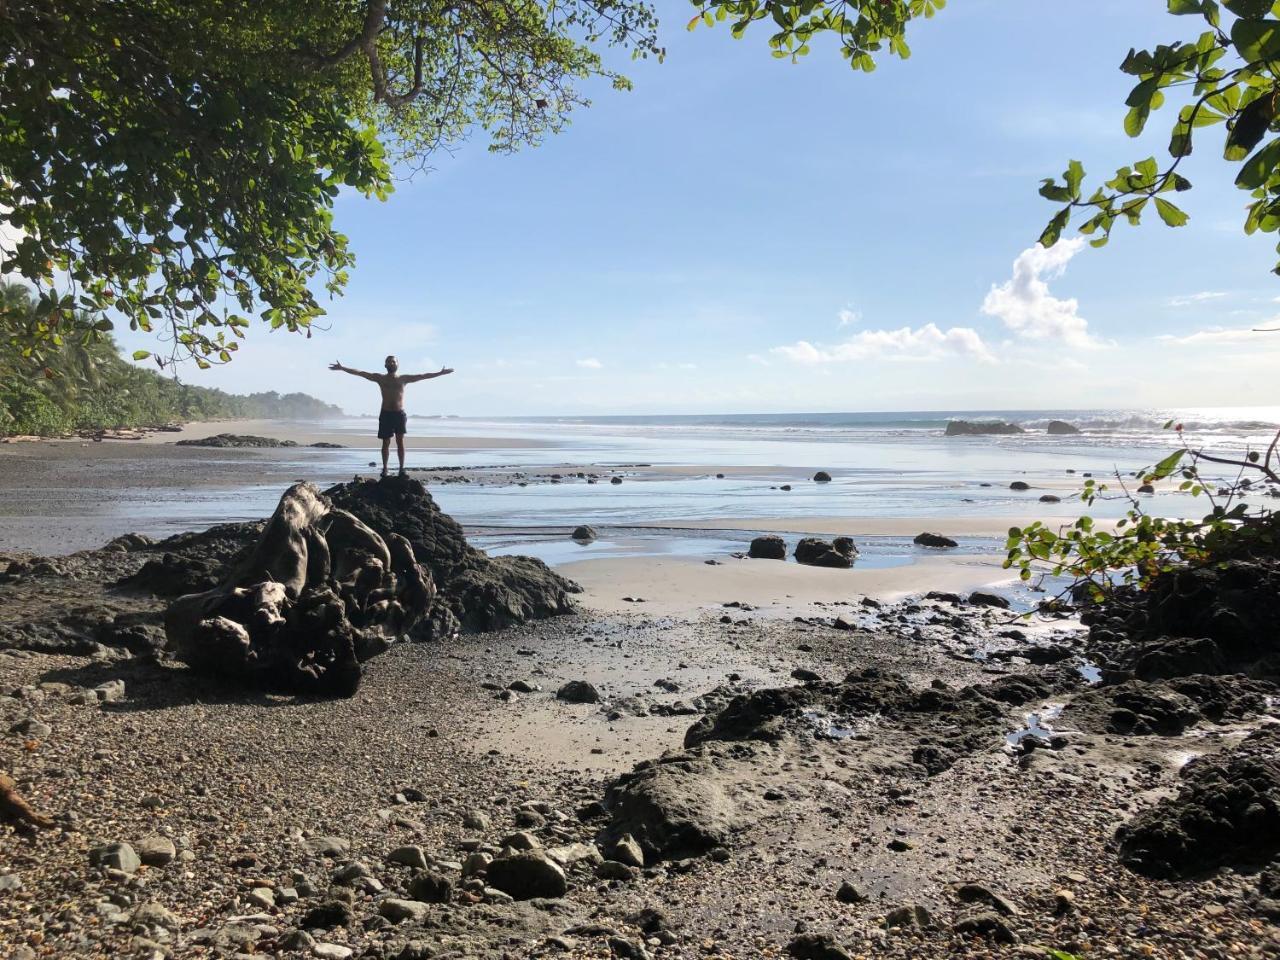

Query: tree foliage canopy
[6,0,1280,381]
[0,0,659,371]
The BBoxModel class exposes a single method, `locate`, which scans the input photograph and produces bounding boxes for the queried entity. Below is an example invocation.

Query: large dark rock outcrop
[1086,558,1280,679]
[1117,726,1280,877]
[176,434,300,448]
[164,482,433,696]
[944,420,1024,436]
[325,476,579,640]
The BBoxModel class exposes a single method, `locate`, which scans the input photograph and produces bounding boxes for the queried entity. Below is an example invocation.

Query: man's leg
[396,432,406,473]
[380,437,390,475]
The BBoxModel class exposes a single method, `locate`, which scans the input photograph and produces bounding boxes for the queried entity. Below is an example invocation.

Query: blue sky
[119,0,1280,416]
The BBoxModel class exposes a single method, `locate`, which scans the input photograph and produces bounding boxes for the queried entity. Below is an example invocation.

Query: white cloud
[745,353,771,366]
[1168,291,1227,307]
[772,322,995,365]
[981,238,1101,348]
[576,357,602,369]
[837,308,861,327]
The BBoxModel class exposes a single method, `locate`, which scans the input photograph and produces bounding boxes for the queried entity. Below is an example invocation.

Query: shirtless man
[329,356,454,475]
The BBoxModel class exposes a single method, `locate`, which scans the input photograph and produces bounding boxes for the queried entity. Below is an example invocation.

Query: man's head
[385,355,398,373]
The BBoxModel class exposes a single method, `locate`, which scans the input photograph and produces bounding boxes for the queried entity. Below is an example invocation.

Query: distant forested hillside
[1,336,343,437]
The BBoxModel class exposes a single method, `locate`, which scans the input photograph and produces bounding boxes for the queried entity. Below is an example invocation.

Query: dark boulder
[747,535,786,560]
[968,591,1010,609]
[571,525,597,542]
[484,851,567,899]
[794,537,856,569]
[813,471,832,482]
[164,482,434,696]
[557,680,601,704]
[945,420,1024,436]
[325,476,579,640]
[913,532,958,549]
[1137,483,1156,494]
[1039,494,1061,503]
[1009,481,1031,491]
[1046,420,1080,435]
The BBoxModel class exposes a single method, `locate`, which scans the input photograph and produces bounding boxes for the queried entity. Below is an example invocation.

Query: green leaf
[1223,0,1274,18]
[1149,449,1187,480]
[131,350,151,361]
[1231,18,1280,61]
[1154,197,1190,226]
[1235,137,1280,189]
[1168,0,1202,12]
[1039,209,1071,247]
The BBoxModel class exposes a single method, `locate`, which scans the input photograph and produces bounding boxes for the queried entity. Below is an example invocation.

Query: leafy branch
[1004,422,1280,604]
[1038,0,1280,264]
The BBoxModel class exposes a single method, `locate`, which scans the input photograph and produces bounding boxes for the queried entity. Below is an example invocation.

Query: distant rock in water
[325,475,579,641]
[176,434,298,448]
[913,532,958,549]
[1046,420,1080,435]
[813,471,832,482]
[571,525,597,542]
[944,420,1024,436]
[164,481,433,696]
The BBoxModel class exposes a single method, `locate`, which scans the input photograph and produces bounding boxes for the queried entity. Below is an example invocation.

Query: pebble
[89,841,140,874]
[313,945,353,960]
[386,845,429,870]
[9,717,51,738]
[379,898,430,923]
[136,835,176,866]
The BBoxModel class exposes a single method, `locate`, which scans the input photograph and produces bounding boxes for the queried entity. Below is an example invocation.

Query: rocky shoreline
[1,486,1278,959]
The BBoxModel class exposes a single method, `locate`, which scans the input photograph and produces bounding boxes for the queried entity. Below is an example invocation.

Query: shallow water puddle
[802,708,879,741]
[1006,702,1064,746]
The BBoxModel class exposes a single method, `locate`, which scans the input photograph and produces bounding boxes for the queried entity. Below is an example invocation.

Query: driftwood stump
[164,482,433,696]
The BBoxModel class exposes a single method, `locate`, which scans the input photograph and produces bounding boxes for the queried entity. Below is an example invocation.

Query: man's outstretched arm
[329,361,380,381]
[402,366,454,383]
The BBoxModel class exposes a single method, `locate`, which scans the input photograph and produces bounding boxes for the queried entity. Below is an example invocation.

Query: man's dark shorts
[377,409,408,439]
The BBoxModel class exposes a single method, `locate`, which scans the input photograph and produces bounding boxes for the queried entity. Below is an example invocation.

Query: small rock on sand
[557,680,601,703]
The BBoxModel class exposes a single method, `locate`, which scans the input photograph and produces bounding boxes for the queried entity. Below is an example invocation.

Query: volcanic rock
[794,537,856,569]
[175,434,298,448]
[945,421,1023,436]
[325,476,579,640]
[913,532,958,548]
[748,536,787,560]
[1118,726,1280,877]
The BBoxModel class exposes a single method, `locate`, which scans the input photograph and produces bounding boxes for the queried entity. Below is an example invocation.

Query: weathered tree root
[164,482,434,696]
[0,772,54,829]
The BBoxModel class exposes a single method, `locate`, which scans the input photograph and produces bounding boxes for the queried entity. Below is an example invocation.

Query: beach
[2,410,1279,959]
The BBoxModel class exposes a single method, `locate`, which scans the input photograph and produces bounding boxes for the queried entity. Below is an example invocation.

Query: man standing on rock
[329,356,453,476]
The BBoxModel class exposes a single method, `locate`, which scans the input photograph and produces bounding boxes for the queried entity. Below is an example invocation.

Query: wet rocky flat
[3,569,1279,959]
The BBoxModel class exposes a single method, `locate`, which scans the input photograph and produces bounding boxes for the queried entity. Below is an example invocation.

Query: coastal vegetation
[0,286,342,437]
